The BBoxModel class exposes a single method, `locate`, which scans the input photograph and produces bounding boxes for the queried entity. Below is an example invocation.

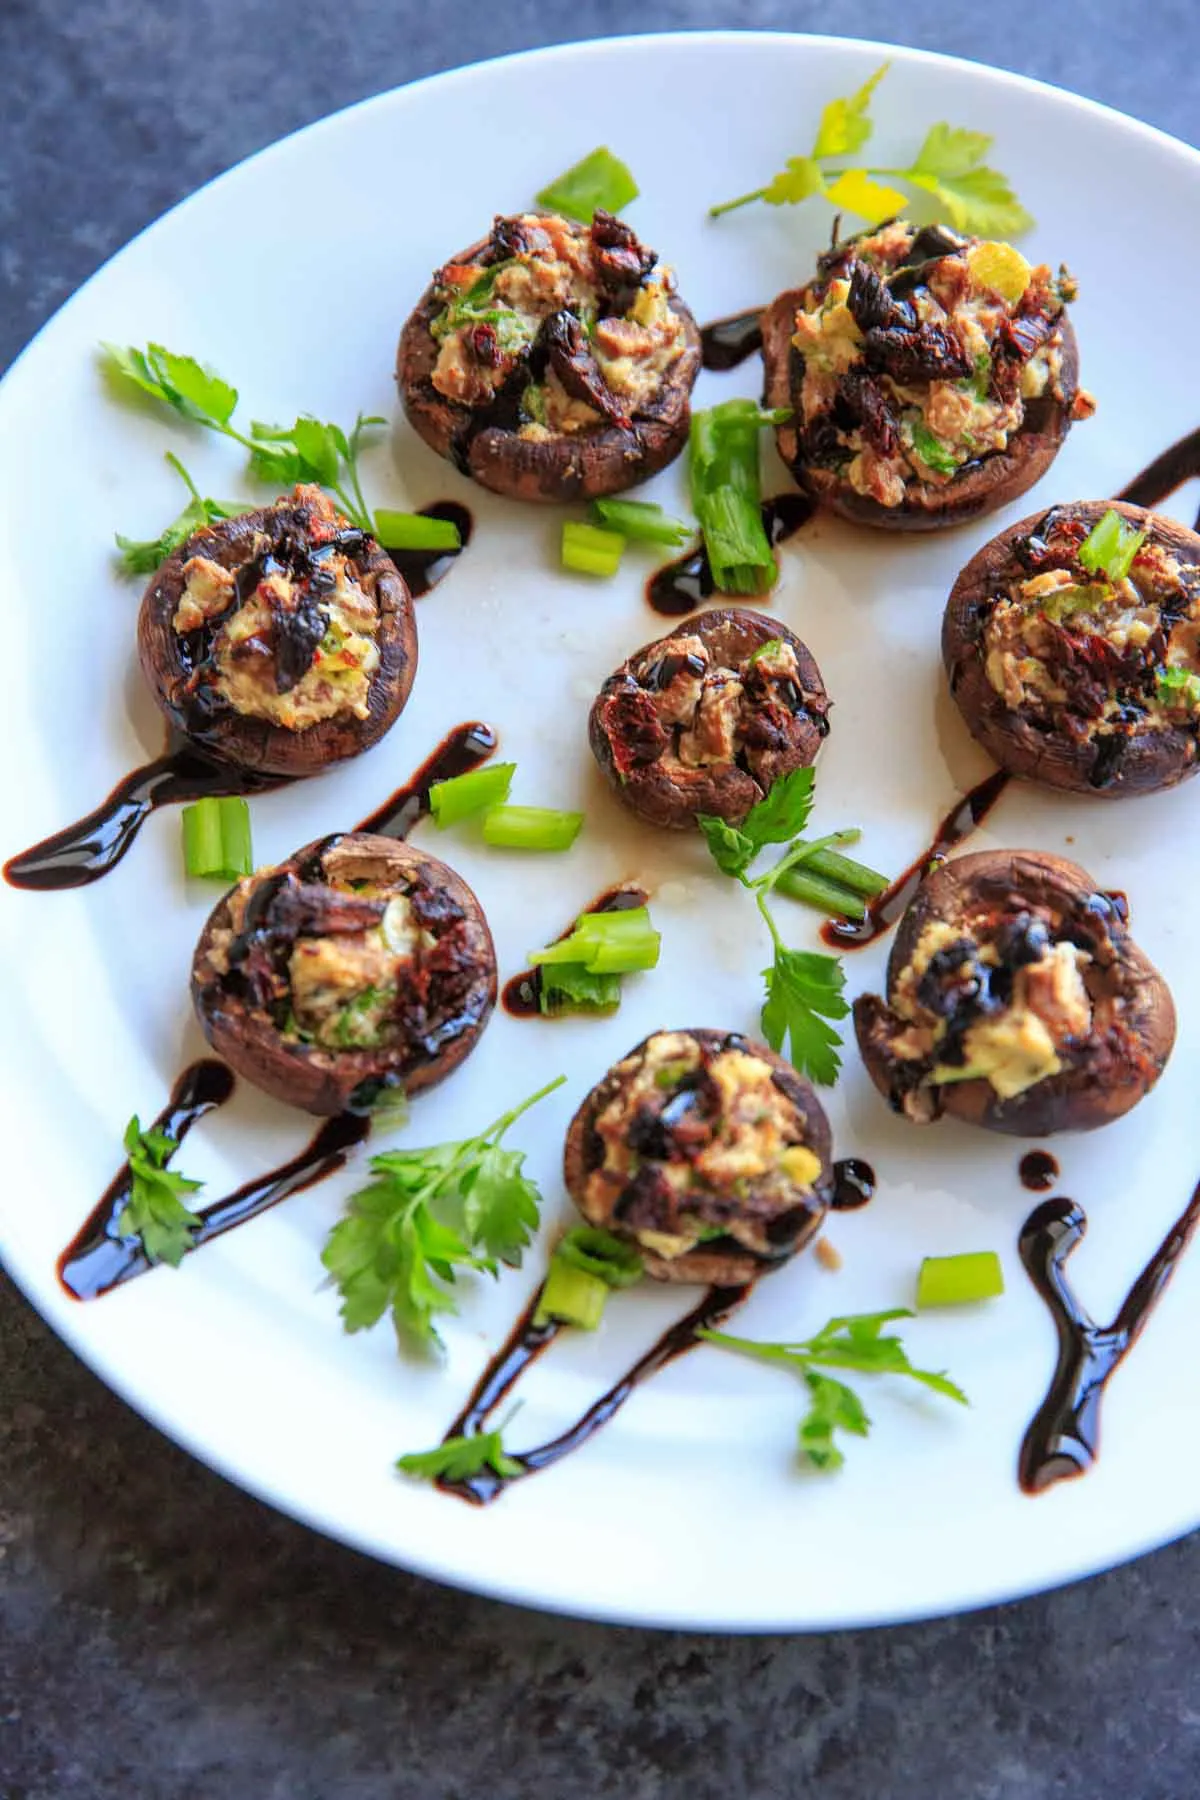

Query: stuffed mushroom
[191,833,496,1115]
[563,1028,834,1284]
[761,219,1092,531]
[396,210,701,502]
[138,485,417,777]
[943,500,1200,794]
[589,608,830,829]
[853,850,1174,1136]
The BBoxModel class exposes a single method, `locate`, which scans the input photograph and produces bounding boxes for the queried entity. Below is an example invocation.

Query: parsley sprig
[698,767,856,1085]
[114,452,248,576]
[101,339,387,553]
[116,1115,205,1268]
[397,1413,524,1484]
[321,1077,565,1351]
[710,62,1032,237]
[700,1308,968,1471]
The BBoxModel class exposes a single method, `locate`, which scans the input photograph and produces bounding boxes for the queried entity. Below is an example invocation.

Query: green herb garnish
[527,906,660,1017]
[562,519,625,577]
[428,762,516,828]
[533,1226,645,1330]
[917,1252,1005,1309]
[373,510,461,552]
[181,794,254,882]
[115,452,248,576]
[689,400,791,596]
[590,498,692,546]
[116,1116,205,1268]
[320,1076,564,1349]
[709,63,1032,237]
[535,146,639,222]
[482,806,584,852]
[699,1308,968,1472]
[908,420,961,477]
[1078,509,1147,583]
[397,1420,523,1483]
[1155,666,1200,708]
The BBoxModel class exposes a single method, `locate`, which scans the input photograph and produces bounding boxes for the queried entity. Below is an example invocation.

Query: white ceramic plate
[3,31,1200,1632]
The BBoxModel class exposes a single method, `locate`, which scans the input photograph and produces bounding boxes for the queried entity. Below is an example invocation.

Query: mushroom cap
[588,607,830,829]
[761,288,1080,533]
[943,499,1200,795]
[853,849,1176,1136]
[191,833,496,1116]
[563,1027,834,1284]
[138,494,417,778]
[396,231,701,503]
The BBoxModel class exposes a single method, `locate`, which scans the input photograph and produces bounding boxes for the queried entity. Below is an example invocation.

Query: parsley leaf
[739,765,816,854]
[697,814,756,878]
[699,1307,968,1472]
[116,1114,204,1268]
[101,342,238,426]
[709,65,1032,237]
[397,1426,523,1483]
[320,1077,564,1350]
[812,60,890,158]
[115,452,248,576]
[760,944,849,1086]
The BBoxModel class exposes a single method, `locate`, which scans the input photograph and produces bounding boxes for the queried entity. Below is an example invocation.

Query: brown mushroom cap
[395,230,701,503]
[588,607,830,830]
[191,833,496,1116]
[138,490,417,778]
[853,849,1175,1136]
[943,500,1200,795]
[761,292,1080,534]
[563,1028,834,1284]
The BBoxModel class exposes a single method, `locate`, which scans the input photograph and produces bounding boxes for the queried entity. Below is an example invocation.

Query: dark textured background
[3,5,1200,1796]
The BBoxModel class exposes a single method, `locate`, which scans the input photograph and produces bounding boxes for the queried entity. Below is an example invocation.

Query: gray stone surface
[3,4,1200,1795]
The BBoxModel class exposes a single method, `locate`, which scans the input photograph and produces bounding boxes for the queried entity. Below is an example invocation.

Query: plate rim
[4,27,1200,1634]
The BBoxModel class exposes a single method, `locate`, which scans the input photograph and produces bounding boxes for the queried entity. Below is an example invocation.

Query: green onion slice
[689,401,788,595]
[181,796,253,881]
[562,519,625,577]
[917,1251,1005,1309]
[539,964,622,1015]
[428,762,515,827]
[1078,508,1147,582]
[528,905,660,972]
[534,1260,610,1330]
[535,146,639,222]
[590,498,691,546]
[482,806,584,852]
[373,509,461,552]
[556,1225,644,1288]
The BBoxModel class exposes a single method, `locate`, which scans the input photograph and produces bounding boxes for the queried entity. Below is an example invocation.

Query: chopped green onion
[774,869,867,920]
[562,520,625,577]
[482,806,584,852]
[528,905,660,972]
[747,636,785,664]
[534,1258,610,1329]
[373,509,461,551]
[1156,666,1200,708]
[917,1251,1005,1309]
[590,498,691,546]
[181,796,253,881]
[1078,508,1147,582]
[689,401,787,595]
[539,964,622,1014]
[556,1225,644,1288]
[428,762,515,827]
[909,421,960,476]
[535,146,639,222]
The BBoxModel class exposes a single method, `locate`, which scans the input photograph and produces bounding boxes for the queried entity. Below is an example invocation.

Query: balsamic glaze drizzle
[384,502,474,598]
[821,770,1011,951]
[1018,1182,1200,1493]
[645,495,814,617]
[1019,1150,1059,1194]
[437,1282,750,1505]
[353,721,497,837]
[4,744,285,892]
[1115,426,1200,525]
[699,308,765,372]
[501,882,649,1018]
[831,1159,876,1211]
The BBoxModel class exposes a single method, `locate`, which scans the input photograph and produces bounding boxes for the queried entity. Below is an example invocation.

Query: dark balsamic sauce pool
[438,1282,750,1505]
[1019,1150,1060,1194]
[645,495,814,616]
[1018,1180,1200,1493]
[4,743,286,891]
[384,502,473,598]
[501,882,649,1018]
[831,1159,876,1211]
[699,309,765,372]
[820,770,1011,951]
